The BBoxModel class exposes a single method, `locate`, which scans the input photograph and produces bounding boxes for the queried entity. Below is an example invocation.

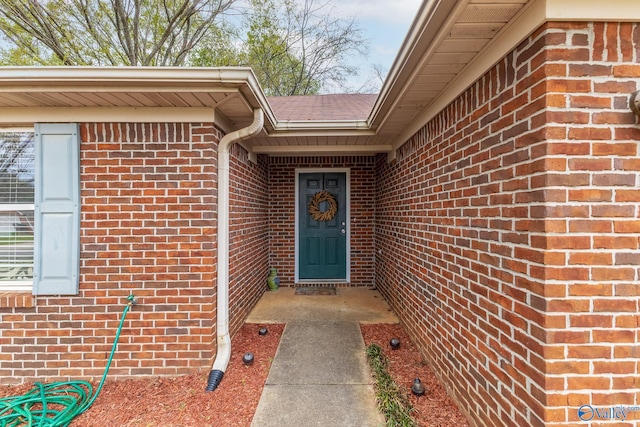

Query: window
[0,131,35,291]
[0,124,80,295]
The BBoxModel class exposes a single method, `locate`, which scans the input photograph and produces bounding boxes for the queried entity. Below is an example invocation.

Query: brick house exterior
[268,156,377,286]
[376,21,640,426]
[0,1,639,426]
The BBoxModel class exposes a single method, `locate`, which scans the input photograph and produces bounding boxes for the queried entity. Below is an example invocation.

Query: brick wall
[228,144,269,334]
[0,122,257,384]
[375,22,640,426]
[268,156,376,286]
[540,21,640,426]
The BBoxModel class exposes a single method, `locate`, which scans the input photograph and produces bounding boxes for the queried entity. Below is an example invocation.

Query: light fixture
[242,352,254,366]
[389,338,400,350]
[411,378,426,396]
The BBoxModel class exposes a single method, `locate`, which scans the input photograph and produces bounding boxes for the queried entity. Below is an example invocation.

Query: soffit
[368,0,530,141]
[0,67,272,133]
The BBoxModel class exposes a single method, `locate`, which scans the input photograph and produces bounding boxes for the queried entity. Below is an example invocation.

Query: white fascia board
[0,67,277,133]
[545,0,640,21]
[267,130,377,139]
[0,107,216,125]
[252,144,392,155]
[0,66,255,86]
[270,120,372,133]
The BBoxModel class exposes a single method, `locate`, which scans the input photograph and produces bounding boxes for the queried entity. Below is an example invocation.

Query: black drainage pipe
[205,369,225,392]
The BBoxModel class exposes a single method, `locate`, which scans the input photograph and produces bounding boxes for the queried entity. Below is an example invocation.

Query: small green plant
[366,343,417,427]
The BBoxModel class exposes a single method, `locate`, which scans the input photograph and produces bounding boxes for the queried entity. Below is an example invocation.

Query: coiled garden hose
[0,294,136,427]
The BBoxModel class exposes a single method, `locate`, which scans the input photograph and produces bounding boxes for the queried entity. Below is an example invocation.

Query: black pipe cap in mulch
[294,286,337,296]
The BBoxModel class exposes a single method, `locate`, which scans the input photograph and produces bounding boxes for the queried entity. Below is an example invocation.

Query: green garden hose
[0,294,136,427]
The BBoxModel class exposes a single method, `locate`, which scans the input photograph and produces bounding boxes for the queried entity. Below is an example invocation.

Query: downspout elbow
[219,109,265,152]
[206,108,264,392]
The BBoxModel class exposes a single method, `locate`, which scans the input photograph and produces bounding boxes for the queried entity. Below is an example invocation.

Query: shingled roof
[267,94,377,121]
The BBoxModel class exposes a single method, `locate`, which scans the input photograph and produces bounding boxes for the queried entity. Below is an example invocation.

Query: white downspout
[206,108,264,392]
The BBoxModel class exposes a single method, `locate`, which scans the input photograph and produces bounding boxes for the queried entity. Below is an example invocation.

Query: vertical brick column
[540,22,640,425]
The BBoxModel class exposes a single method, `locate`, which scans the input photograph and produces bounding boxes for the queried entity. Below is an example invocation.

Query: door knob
[341,228,346,234]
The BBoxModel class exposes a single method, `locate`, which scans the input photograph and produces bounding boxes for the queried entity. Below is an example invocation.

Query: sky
[0,0,423,93]
[329,0,423,93]
[228,0,424,93]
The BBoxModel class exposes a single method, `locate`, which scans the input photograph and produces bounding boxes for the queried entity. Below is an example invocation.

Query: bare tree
[191,0,369,95]
[0,0,235,66]
[353,62,387,94]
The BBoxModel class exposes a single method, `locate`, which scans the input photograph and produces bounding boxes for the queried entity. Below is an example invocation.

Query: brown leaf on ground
[361,323,470,427]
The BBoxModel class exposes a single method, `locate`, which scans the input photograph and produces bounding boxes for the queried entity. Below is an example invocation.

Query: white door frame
[294,168,351,284]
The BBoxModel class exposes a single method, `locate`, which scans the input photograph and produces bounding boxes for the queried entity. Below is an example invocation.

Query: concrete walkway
[248,287,398,427]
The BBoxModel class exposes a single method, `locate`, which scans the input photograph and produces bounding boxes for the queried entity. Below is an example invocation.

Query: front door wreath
[308,190,337,222]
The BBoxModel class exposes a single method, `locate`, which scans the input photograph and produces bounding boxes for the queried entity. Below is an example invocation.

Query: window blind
[0,132,35,286]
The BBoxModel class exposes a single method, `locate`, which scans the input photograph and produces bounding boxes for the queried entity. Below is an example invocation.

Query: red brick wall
[539,21,640,426]
[228,144,269,334]
[0,122,269,384]
[268,156,376,286]
[375,22,640,426]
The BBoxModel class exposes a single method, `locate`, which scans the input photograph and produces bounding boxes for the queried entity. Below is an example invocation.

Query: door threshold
[296,280,349,286]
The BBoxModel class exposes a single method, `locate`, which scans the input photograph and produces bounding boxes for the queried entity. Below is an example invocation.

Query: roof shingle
[267,94,377,121]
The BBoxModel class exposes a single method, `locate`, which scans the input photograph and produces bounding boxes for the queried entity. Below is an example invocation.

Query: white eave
[0,67,277,135]
[371,0,640,157]
[0,0,638,157]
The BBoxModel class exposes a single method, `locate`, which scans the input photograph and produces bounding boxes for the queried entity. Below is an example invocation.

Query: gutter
[206,108,264,392]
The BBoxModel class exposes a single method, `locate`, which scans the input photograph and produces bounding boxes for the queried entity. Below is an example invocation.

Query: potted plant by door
[267,268,280,291]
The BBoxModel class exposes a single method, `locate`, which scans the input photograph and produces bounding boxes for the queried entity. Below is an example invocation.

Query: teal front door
[298,172,347,280]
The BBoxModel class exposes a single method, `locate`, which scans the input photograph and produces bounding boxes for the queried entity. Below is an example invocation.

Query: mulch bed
[0,323,284,427]
[361,323,470,427]
[0,322,469,426]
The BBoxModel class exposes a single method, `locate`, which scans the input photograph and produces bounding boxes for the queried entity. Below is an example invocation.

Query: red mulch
[361,323,470,427]
[1,322,469,426]
[0,323,284,427]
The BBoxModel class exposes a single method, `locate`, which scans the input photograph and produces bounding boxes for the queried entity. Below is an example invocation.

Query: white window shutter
[33,124,80,295]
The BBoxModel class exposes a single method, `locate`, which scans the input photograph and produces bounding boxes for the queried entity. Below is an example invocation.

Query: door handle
[341,228,346,234]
